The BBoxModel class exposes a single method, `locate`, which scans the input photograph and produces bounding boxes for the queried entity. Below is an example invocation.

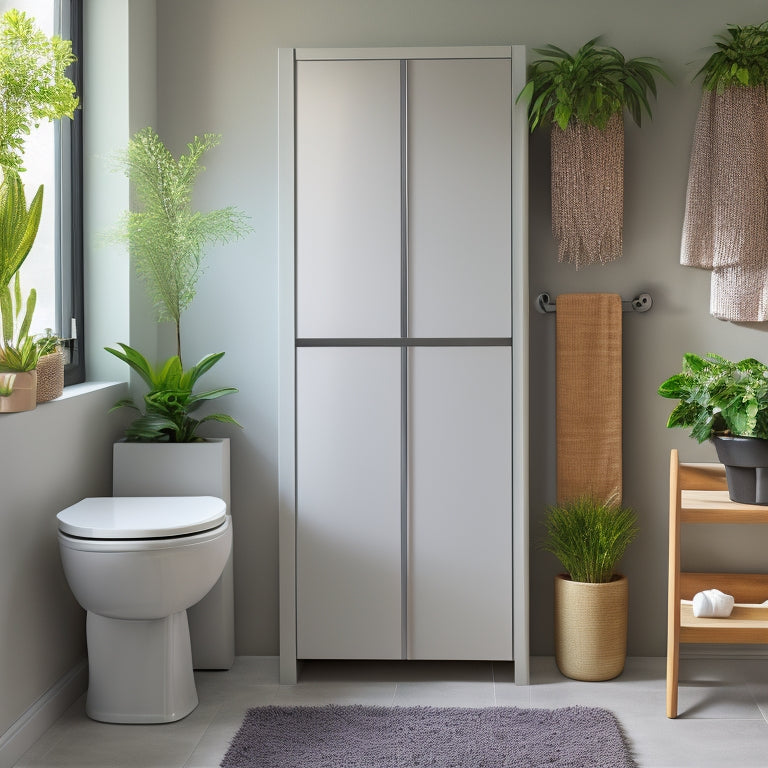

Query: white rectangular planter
[113,438,234,669]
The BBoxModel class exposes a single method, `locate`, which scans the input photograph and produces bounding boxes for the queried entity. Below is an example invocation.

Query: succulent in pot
[105,128,252,442]
[658,352,768,503]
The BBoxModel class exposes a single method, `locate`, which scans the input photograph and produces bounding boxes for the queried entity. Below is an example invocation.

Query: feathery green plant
[518,37,668,131]
[0,9,78,173]
[696,21,768,92]
[109,128,252,363]
[541,496,638,584]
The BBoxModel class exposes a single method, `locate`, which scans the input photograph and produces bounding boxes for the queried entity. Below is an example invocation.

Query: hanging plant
[681,21,768,322]
[519,38,667,269]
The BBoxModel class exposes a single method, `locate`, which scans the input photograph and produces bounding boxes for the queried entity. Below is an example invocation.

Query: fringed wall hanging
[681,21,768,322]
[519,38,667,269]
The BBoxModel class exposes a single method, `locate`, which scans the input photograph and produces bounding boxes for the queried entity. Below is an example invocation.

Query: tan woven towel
[556,293,622,504]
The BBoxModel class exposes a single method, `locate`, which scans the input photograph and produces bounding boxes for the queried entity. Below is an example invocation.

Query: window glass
[0,0,82,380]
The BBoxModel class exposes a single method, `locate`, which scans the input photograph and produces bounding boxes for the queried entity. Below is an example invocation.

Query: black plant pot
[712,435,768,505]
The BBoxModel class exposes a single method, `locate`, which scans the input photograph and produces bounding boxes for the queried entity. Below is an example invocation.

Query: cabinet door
[296,60,402,339]
[407,59,512,339]
[296,347,402,658]
[408,346,512,659]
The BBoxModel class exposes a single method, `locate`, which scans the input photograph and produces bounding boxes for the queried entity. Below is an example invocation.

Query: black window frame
[59,0,84,386]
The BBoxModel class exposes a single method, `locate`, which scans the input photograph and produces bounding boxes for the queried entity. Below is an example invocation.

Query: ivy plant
[695,20,768,92]
[658,353,768,443]
[518,37,668,131]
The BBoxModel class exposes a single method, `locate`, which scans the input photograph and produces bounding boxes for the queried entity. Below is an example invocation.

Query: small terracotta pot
[554,572,628,681]
[0,370,37,413]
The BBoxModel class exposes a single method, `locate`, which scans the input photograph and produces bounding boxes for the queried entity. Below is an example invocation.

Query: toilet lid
[57,496,227,539]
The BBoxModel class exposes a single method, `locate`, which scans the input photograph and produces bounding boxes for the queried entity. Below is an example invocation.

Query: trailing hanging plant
[695,20,768,92]
[681,21,768,322]
[541,495,638,584]
[518,38,667,269]
[519,37,667,132]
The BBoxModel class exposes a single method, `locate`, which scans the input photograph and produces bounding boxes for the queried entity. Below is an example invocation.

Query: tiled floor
[14,655,768,768]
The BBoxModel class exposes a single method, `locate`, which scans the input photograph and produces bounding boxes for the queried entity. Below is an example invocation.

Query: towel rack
[536,292,653,314]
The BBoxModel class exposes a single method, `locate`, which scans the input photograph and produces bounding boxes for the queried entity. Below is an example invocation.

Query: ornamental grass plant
[542,496,638,584]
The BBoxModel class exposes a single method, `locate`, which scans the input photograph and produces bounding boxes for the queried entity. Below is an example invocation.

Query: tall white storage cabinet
[279,47,529,683]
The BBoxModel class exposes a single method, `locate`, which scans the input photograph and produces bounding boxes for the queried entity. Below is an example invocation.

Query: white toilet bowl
[57,496,232,724]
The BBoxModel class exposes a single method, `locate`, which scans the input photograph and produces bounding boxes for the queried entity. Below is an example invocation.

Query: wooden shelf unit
[666,450,768,718]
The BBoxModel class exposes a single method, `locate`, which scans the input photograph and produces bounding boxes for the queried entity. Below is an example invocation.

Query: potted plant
[518,38,667,268]
[35,328,64,403]
[680,21,768,322]
[105,127,251,439]
[0,9,77,395]
[0,273,39,412]
[106,127,251,669]
[658,352,768,504]
[542,495,638,681]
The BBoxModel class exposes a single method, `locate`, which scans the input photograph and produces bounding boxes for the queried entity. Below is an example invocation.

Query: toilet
[56,496,232,724]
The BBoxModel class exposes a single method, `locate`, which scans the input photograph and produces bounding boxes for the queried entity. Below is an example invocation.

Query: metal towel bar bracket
[535,292,653,314]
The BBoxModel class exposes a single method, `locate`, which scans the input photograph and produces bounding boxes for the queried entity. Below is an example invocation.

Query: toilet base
[85,610,198,724]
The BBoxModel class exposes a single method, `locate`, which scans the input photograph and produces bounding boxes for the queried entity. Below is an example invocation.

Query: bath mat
[556,292,622,504]
[220,704,636,768]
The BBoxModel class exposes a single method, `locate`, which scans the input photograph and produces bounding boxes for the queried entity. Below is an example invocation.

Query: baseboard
[0,659,87,768]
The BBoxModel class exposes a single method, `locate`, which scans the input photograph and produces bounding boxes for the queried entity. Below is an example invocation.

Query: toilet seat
[57,496,227,539]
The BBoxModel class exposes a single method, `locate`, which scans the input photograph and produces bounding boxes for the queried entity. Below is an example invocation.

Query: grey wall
[0,385,126,741]
[154,0,768,657]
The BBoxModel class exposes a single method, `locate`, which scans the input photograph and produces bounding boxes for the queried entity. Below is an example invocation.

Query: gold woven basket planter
[36,350,64,403]
[554,573,628,681]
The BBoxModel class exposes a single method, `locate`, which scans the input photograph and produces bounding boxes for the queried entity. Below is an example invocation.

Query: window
[1,0,84,385]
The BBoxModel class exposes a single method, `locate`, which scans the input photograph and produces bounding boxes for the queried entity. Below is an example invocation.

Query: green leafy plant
[35,328,60,357]
[0,169,43,292]
[105,128,251,442]
[695,21,768,92]
[0,272,38,373]
[108,128,252,362]
[0,372,14,396]
[104,343,240,443]
[0,9,78,173]
[658,353,768,443]
[518,37,668,131]
[541,496,638,584]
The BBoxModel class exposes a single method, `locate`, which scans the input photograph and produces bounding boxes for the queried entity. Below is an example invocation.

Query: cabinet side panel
[296,60,402,339]
[296,347,402,658]
[408,59,512,338]
[408,346,513,659]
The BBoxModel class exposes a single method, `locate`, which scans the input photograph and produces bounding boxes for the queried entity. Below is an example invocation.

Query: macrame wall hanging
[681,21,768,322]
[519,39,667,269]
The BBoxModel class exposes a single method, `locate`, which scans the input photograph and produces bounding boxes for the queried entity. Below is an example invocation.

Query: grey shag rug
[220,704,635,768]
